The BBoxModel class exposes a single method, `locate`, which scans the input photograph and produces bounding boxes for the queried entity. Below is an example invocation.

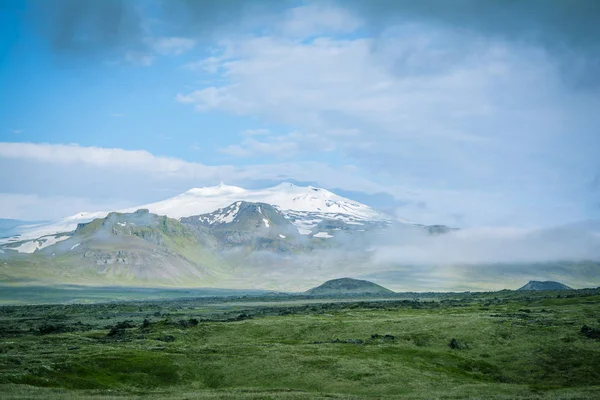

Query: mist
[217,220,600,292]
[373,221,600,265]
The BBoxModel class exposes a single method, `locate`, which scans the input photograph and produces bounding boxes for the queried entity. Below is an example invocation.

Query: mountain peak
[185,183,247,196]
[273,182,297,190]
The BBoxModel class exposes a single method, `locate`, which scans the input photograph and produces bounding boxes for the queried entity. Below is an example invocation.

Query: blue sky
[0,0,599,227]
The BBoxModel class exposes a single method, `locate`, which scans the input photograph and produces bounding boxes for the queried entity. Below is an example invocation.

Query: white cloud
[124,51,154,67]
[0,193,135,221]
[220,138,297,158]
[175,13,600,227]
[0,142,226,177]
[220,131,336,158]
[241,128,270,136]
[150,37,196,56]
[278,4,363,37]
[0,142,388,220]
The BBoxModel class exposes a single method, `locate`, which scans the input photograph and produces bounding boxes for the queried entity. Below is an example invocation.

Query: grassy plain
[1,289,599,399]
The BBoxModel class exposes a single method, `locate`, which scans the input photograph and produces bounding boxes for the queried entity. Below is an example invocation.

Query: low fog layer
[227,221,600,292]
[374,221,600,265]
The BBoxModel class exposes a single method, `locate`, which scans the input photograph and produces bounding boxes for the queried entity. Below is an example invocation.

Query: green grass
[1,290,599,399]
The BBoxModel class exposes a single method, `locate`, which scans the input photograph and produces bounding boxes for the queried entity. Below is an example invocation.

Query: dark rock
[37,324,71,335]
[581,325,600,340]
[371,334,395,341]
[449,338,469,350]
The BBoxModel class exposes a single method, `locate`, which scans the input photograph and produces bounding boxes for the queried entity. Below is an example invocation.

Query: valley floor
[1,289,600,399]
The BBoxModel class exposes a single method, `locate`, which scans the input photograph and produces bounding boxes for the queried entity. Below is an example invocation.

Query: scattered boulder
[37,324,71,335]
[177,318,199,328]
[328,338,364,344]
[107,320,136,338]
[581,325,600,340]
[371,334,395,342]
[156,335,176,342]
[449,338,469,350]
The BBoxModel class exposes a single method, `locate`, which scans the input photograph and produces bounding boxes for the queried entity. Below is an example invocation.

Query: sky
[0,0,599,227]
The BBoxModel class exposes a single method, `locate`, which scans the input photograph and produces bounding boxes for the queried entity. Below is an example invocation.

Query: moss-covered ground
[1,289,599,399]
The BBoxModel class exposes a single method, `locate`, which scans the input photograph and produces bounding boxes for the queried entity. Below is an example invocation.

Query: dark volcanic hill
[517,280,572,291]
[306,277,394,296]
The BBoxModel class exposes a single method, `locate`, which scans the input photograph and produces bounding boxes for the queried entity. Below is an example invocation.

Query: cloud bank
[3,1,599,227]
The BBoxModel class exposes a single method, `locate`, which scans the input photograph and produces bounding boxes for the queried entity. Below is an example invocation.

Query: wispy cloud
[278,4,363,38]
[124,51,154,67]
[0,142,387,220]
[149,37,196,56]
[220,132,336,158]
[241,128,270,136]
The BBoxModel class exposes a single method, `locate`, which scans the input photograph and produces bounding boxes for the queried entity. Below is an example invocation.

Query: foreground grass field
[1,290,599,399]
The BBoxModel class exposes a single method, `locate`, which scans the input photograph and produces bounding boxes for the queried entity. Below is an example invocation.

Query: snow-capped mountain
[0,183,394,248]
[139,182,393,234]
[129,182,390,221]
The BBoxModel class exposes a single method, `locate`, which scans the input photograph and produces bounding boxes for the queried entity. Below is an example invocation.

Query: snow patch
[11,235,70,253]
[0,211,106,245]
[70,243,80,250]
[314,232,333,238]
[297,228,312,235]
[198,201,241,225]
[263,218,270,228]
[279,234,286,239]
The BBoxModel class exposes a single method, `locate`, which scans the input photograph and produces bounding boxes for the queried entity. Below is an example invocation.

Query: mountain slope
[181,202,301,251]
[306,277,394,296]
[1,210,224,286]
